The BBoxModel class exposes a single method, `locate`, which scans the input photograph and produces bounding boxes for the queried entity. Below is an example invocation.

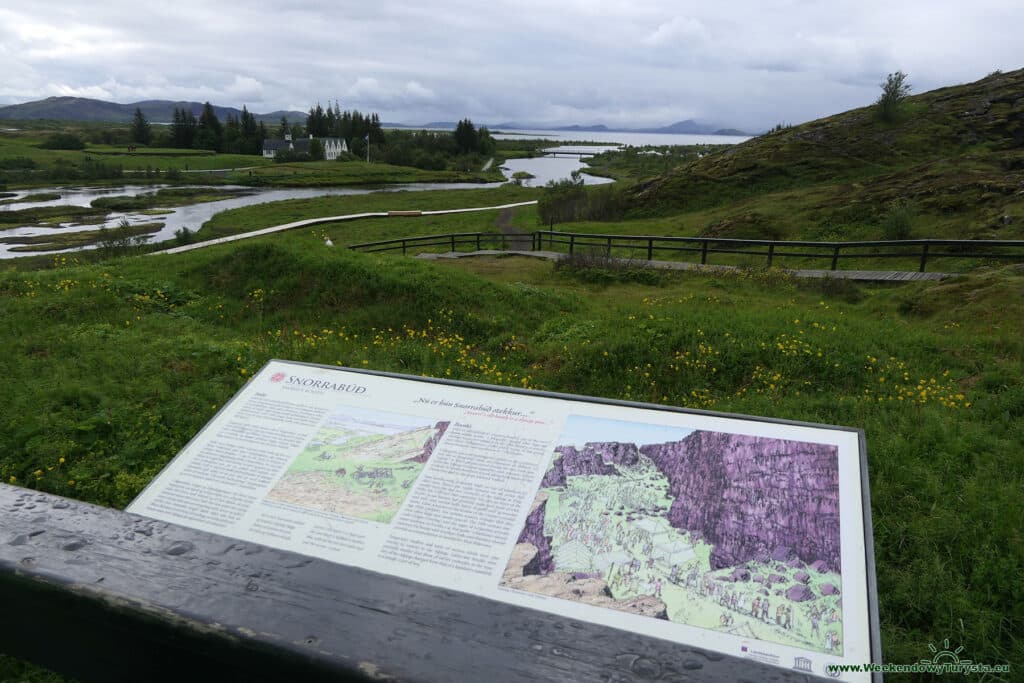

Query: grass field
[0,228,1020,676]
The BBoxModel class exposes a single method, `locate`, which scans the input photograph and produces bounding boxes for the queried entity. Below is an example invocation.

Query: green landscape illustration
[502,415,844,654]
[266,409,449,523]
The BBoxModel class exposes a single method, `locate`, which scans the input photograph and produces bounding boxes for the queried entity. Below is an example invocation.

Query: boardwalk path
[150,201,953,281]
[150,200,539,255]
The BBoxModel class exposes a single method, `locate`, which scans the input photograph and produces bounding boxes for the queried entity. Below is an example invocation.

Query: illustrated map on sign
[501,415,845,655]
[266,407,449,523]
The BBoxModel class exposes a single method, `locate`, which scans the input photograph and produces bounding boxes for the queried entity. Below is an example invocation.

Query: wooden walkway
[148,201,539,256]
[416,250,954,282]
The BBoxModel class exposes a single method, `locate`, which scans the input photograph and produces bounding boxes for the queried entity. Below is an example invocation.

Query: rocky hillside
[632,68,1024,241]
[641,431,840,572]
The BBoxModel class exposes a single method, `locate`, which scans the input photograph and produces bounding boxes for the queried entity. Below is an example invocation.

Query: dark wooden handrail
[534,231,1024,272]
[349,230,1024,272]
[0,482,843,682]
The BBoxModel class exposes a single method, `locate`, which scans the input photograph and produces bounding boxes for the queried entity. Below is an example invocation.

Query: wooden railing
[349,230,1024,273]
[349,232,518,254]
[533,231,1024,273]
[1,473,856,682]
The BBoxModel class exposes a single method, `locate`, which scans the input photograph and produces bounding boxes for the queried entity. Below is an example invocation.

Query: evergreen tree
[454,118,477,154]
[278,116,289,139]
[194,102,223,151]
[237,106,260,155]
[222,114,241,153]
[130,107,152,145]
[170,107,197,148]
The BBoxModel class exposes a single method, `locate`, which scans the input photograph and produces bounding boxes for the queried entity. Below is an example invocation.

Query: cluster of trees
[453,118,494,156]
[56,97,498,173]
[373,124,495,171]
[300,103,385,147]
[165,103,267,154]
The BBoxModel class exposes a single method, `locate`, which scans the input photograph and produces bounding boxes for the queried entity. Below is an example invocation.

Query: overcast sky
[1,1,1020,130]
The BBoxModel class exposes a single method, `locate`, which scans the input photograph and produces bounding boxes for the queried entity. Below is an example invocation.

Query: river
[0,137,738,258]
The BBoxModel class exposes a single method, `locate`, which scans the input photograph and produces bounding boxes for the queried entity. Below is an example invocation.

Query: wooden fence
[349,230,1024,273]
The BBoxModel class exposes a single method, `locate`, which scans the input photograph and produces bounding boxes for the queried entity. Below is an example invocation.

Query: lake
[492,129,752,147]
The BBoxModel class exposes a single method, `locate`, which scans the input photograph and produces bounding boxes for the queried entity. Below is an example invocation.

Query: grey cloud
[0,1,1019,131]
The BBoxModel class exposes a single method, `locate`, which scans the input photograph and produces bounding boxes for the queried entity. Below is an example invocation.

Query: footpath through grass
[0,236,1021,676]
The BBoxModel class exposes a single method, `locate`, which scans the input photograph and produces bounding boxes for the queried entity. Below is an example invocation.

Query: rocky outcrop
[410,421,450,463]
[786,584,815,602]
[641,430,840,572]
[515,492,554,575]
[541,442,640,487]
[502,543,667,620]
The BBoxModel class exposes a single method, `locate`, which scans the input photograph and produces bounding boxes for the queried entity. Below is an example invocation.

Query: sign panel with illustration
[130,360,878,681]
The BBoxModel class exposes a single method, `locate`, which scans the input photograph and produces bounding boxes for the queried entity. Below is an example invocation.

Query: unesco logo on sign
[270,372,287,383]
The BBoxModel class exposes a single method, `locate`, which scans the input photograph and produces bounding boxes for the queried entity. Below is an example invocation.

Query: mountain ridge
[0,96,307,125]
[0,97,750,135]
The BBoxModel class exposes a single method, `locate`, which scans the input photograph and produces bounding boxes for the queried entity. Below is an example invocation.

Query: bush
[877,71,911,123]
[38,133,86,150]
[538,176,632,225]
[98,218,149,256]
[553,251,666,286]
[881,199,914,240]
[174,227,196,245]
[0,157,37,170]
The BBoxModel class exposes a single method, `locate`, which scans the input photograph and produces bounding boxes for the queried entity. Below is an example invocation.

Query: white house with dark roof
[262,134,348,160]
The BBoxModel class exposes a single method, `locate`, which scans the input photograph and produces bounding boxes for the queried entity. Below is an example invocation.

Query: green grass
[225,159,504,186]
[0,235,1020,675]
[555,69,1024,247]
[198,185,539,240]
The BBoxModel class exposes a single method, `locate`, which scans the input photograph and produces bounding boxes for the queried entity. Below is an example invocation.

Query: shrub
[553,251,666,286]
[881,198,914,240]
[38,133,86,150]
[174,227,195,245]
[0,157,36,170]
[877,71,911,122]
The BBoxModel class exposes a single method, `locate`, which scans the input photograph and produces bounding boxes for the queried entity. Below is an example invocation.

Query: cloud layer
[1,1,1020,130]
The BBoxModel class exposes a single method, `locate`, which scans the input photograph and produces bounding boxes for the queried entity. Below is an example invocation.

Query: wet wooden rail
[0,483,842,682]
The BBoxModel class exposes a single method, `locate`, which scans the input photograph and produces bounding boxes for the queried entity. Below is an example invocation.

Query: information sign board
[130,359,880,681]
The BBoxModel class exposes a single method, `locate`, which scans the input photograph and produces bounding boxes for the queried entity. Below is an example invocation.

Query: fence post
[402,239,407,255]
[647,239,653,261]
[767,243,775,268]
[919,244,930,272]
[476,234,481,251]
[607,237,612,257]
[701,240,708,265]
[569,235,575,255]
[831,246,840,271]
[451,235,456,252]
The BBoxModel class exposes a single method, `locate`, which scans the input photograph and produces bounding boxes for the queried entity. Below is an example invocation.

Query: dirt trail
[495,207,532,251]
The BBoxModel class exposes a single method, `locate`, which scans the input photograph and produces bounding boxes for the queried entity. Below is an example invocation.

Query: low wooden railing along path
[349,230,1024,281]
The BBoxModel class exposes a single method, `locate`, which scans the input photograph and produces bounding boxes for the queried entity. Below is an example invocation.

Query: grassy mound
[1,237,1021,674]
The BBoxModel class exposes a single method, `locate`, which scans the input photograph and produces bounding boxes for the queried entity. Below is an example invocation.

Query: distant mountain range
[0,96,750,136]
[385,119,750,136]
[491,120,750,136]
[0,97,307,125]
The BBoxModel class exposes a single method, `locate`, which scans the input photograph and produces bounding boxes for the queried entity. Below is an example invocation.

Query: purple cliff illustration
[502,414,845,656]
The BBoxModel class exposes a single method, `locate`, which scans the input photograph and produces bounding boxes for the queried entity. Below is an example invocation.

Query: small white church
[262,134,348,160]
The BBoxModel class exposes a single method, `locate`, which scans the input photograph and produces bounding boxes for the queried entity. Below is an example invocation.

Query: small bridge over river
[538,150,597,158]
